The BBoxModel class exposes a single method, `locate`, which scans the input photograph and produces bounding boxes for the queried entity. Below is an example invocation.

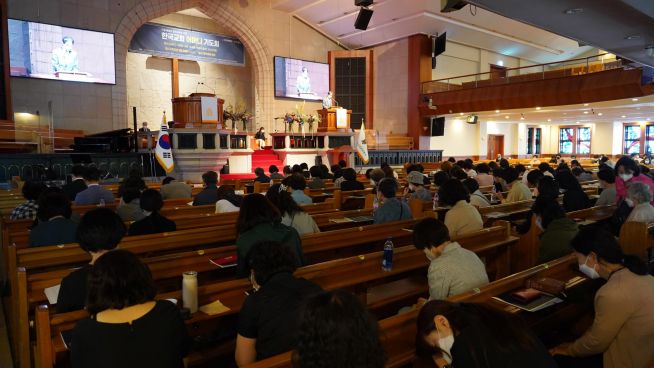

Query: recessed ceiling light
[583,103,589,107]
[505,115,509,119]
[632,98,639,101]
[584,111,589,114]
[625,35,641,40]
[598,112,603,116]
[536,107,541,110]
[622,115,627,118]
[547,119,552,122]
[459,112,464,116]
[495,110,500,113]
[564,8,584,14]
[576,121,580,124]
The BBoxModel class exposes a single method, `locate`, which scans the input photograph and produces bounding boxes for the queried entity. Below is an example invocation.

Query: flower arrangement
[275,101,321,133]
[223,101,253,130]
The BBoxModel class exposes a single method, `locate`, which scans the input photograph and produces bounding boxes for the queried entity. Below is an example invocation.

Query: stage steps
[220,147,284,180]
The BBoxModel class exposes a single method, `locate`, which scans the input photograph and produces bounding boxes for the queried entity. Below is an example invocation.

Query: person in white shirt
[439,179,483,237]
[266,184,320,235]
[462,160,477,178]
[474,163,494,188]
[625,181,654,223]
[214,186,242,213]
[463,179,490,208]
[412,217,489,300]
[529,154,541,167]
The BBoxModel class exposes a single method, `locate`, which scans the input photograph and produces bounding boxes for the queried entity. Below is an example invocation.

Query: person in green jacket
[235,193,305,277]
[532,198,579,263]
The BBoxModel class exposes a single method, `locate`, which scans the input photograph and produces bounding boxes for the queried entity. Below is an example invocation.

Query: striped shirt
[427,241,489,300]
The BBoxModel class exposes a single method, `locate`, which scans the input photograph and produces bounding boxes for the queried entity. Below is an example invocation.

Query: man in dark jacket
[62,165,87,201]
[193,171,219,206]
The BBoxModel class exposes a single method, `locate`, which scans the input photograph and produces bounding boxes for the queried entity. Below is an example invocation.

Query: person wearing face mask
[624,181,654,223]
[531,198,578,263]
[550,227,654,368]
[412,218,488,301]
[614,156,654,205]
[235,241,321,366]
[406,171,433,202]
[416,300,557,368]
[595,168,616,206]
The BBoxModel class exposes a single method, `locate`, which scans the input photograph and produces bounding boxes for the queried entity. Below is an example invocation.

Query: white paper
[44,284,61,305]
[200,96,219,123]
[336,107,348,128]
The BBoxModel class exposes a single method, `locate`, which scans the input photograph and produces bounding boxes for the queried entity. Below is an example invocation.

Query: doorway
[487,134,504,159]
[489,64,507,79]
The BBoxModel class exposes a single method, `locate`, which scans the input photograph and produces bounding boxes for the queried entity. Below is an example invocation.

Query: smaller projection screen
[274,56,329,101]
[8,19,116,84]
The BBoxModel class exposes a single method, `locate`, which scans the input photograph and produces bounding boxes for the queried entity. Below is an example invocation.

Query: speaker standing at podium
[322,91,335,109]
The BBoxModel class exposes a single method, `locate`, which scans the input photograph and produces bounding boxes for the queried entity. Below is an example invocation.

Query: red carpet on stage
[221,147,284,180]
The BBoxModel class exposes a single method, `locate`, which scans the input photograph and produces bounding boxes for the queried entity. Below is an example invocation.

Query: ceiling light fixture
[622,115,627,118]
[536,107,541,110]
[505,115,509,119]
[564,8,584,14]
[584,111,589,114]
[583,103,589,107]
[632,98,639,101]
[576,121,580,124]
[598,112,603,116]
[459,112,464,116]
[520,113,525,121]
[495,110,500,113]
[547,119,552,122]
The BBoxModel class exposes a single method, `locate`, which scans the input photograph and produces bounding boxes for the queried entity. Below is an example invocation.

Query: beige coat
[568,268,654,368]
[444,200,483,238]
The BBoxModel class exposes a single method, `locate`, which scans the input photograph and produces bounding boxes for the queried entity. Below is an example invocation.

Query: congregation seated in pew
[235,193,305,277]
[495,167,532,203]
[160,176,192,200]
[413,218,488,301]
[215,185,242,213]
[268,165,284,180]
[253,167,270,184]
[193,171,220,206]
[531,198,578,263]
[462,178,491,208]
[406,170,433,202]
[416,300,557,368]
[235,241,322,366]
[373,178,412,225]
[293,290,385,368]
[307,166,324,189]
[615,156,654,206]
[474,163,494,187]
[74,167,115,206]
[624,181,654,223]
[127,189,176,236]
[438,179,483,237]
[10,180,46,220]
[557,169,591,212]
[57,208,125,312]
[266,184,319,235]
[70,250,189,368]
[551,227,654,368]
[288,174,313,205]
[62,165,88,201]
[595,168,616,207]
[29,188,78,247]
[116,187,145,222]
[340,167,364,191]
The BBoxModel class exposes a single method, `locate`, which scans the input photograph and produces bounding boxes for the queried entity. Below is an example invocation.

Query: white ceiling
[270,0,595,63]
[458,94,654,125]
[465,0,654,67]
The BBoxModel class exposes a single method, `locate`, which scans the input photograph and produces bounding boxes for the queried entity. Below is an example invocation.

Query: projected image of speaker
[355,7,374,30]
[431,117,445,136]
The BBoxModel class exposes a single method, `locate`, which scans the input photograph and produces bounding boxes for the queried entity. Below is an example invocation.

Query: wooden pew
[32,223,517,368]
[619,221,654,261]
[246,254,587,368]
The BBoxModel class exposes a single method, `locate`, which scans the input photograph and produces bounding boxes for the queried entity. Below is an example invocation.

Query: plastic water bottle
[382,238,394,272]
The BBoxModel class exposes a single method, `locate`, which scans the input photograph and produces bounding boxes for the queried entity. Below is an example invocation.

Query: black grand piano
[71,128,134,153]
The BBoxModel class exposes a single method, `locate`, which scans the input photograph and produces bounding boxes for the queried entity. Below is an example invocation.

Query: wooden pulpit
[172,93,225,128]
[317,107,352,132]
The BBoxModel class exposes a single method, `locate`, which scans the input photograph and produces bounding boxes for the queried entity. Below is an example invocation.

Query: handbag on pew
[526,277,566,296]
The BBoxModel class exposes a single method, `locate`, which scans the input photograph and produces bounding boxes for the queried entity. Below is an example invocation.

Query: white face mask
[579,256,600,280]
[409,183,416,191]
[625,198,635,207]
[535,216,544,231]
[620,173,633,182]
[436,326,455,363]
[424,248,437,261]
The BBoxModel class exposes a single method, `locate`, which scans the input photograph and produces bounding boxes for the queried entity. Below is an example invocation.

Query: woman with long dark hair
[235,194,304,277]
[550,226,654,368]
[293,290,385,368]
[266,184,319,235]
[416,300,556,368]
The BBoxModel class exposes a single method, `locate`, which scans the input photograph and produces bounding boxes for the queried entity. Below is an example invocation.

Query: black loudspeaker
[354,8,374,30]
[431,117,445,136]
[355,0,373,6]
[441,0,467,12]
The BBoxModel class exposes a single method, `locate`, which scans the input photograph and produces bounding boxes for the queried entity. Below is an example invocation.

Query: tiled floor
[0,302,13,367]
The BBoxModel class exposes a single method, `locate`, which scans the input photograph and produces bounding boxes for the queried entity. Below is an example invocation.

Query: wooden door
[489,64,507,80]
[487,134,504,159]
